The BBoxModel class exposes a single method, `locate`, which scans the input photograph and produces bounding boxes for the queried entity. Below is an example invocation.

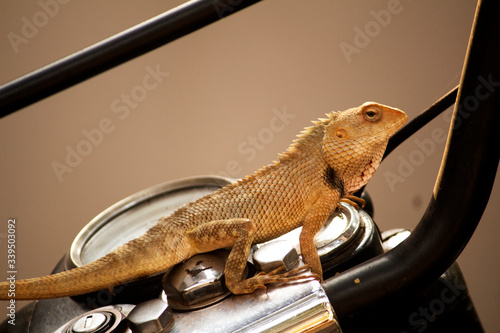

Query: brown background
[1,0,499,331]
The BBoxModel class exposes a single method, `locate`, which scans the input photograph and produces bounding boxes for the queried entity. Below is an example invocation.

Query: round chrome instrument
[67,176,232,270]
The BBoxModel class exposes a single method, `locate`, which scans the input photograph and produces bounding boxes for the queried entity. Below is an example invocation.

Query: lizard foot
[339,195,365,210]
[228,264,319,294]
[265,264,321,281]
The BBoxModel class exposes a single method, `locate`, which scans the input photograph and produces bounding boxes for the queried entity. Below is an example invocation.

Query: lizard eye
[363,106,382,122]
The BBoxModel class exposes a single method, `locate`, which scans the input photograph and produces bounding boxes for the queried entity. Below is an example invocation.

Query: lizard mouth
[390,110,408,130]
[373,111,407,139]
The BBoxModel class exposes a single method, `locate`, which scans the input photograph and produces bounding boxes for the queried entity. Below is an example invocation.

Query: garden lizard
[0,102,406,300]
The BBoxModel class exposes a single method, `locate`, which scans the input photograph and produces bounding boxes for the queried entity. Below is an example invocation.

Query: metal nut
[162,250,231,310]
[125,299,173,333]
[253,240,299,273]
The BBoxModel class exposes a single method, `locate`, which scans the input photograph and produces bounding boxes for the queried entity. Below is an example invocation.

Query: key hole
[84,315,94,328]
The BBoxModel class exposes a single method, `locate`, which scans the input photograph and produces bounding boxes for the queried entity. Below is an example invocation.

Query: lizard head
[322,102,407,194]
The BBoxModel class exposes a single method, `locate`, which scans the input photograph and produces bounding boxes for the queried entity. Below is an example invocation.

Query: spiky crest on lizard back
[277,111,339,163]
[229,111,339,187]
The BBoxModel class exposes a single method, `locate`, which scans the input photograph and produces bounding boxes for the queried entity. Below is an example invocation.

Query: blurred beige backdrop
[1,0,498,331]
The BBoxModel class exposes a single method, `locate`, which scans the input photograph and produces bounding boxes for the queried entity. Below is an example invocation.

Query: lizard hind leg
[186,218,316,295]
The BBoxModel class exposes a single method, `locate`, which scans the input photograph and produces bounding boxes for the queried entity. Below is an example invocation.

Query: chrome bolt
[253,240,299,273]
[126,299,173,333]
[162,250,231,310]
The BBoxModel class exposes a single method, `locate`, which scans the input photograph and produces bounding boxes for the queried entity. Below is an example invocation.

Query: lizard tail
[0,223,190,300]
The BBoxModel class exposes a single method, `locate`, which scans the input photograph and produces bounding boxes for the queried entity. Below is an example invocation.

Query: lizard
[0,102,406,300]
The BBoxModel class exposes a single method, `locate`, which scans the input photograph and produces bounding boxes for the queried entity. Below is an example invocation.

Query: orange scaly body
[0,102,406,300]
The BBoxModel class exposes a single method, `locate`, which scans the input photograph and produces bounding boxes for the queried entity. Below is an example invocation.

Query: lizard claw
[339,195,366,210]
[288,264,322,282]
[265,264,321,283]
[228,264,318,294]
[257,266,287,277]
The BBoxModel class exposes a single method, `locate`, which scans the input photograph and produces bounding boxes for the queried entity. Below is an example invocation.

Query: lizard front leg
[187,219,314,295]
[300,194,340,280]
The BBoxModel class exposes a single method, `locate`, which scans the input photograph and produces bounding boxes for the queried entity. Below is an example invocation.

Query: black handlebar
[0,0,261,116]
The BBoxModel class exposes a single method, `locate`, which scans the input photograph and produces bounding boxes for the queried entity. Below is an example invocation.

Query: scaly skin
[0,102,406,300]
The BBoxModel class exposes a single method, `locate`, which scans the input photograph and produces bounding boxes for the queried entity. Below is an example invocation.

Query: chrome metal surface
[54,304,135,333]
[253,239,299,273]
[126,299,173,333]
[71,312,108,332]
[381,229,411,252]
[68,176,232,269]
[162,250,231,310]
[266,202,360,261]
[167,268,339,333]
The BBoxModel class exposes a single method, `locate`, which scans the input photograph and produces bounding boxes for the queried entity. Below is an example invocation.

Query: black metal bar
[383,86,458,158]
[325,0,500,317]
[0,0,261,117]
